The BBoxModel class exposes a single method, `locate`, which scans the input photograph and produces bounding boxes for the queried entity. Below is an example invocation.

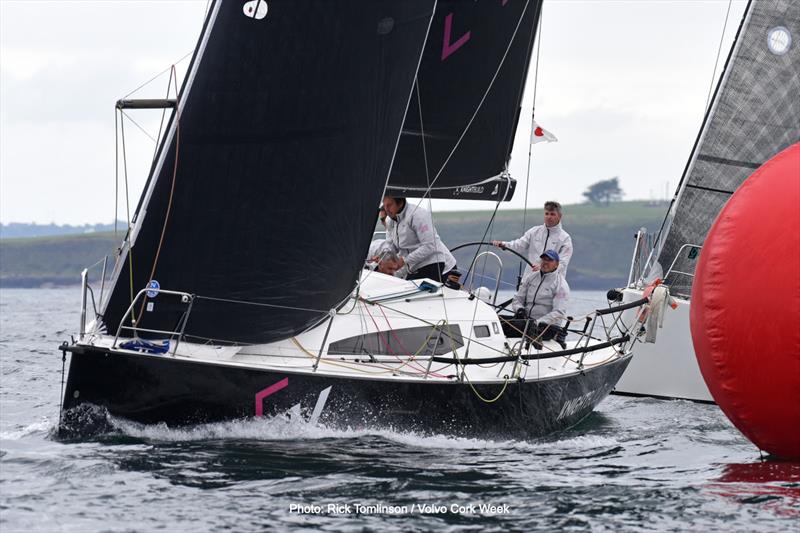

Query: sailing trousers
[501,319,556,341]
[407,262,449,282]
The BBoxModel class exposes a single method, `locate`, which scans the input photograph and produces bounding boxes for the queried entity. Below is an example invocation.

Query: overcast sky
[1,0,748,225]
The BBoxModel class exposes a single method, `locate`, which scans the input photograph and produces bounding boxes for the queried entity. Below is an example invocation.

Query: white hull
[614,288,713,403]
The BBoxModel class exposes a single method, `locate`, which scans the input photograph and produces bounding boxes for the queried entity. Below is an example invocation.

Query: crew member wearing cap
[491,201,573,276]
[501,249,570,342]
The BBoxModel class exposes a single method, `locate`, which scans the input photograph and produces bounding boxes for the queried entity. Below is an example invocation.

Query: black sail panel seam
[684,184,735,195]
[695,154,762,169]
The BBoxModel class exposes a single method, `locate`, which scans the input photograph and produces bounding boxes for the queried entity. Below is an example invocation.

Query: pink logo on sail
[254,377,288,416]
[441,13,471,61]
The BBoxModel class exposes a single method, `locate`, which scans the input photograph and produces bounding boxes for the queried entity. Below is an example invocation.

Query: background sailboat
[616,0,800,401]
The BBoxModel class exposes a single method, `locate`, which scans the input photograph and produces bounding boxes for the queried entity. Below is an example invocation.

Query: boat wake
[52,402,619,452]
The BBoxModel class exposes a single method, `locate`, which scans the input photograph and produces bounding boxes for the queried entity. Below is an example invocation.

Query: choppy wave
[0,418,53,440]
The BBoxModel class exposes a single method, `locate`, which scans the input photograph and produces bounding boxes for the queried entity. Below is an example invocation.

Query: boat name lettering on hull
[556,388,604,421]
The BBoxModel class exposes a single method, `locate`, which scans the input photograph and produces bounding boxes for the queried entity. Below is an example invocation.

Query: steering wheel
[449,241,534,313]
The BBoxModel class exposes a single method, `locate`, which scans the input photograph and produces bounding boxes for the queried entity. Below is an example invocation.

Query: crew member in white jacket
[501,250,570,341]
[491,201,573,276]
[381,196,457,281]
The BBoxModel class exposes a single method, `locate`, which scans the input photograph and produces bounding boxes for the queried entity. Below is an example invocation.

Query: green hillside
[433,201,666,289]
[0,201,667,289]
[0,232,119,288]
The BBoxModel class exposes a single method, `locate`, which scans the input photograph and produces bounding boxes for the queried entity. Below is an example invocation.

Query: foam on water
[0,417,54,440]
[99,408,623,455]
[107,412,539,451]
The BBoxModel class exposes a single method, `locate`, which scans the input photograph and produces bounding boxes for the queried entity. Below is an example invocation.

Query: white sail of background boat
[59,0,651,439]
[615,0,800,402]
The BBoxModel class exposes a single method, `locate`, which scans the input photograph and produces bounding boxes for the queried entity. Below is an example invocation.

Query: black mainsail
[656,0,800,298]
[386,0,543,201]
[101,0,436,344]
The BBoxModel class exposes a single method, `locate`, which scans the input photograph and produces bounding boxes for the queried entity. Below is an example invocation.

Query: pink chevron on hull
[255,377,289,416]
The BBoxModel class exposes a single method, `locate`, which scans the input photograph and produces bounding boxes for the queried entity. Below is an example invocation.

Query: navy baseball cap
[540,250,560,261]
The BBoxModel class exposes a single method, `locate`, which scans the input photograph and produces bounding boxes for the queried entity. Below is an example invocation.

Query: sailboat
[59,0,650,439]
[614,0,799,402]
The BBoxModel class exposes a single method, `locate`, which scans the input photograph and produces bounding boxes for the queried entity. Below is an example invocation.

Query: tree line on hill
[0,221,126,240]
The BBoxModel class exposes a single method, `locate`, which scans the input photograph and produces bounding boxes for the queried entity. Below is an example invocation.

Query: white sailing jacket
[504,222,573,276]
[385,203,456,275]
[367,239,390,259]
[511,270,570,326]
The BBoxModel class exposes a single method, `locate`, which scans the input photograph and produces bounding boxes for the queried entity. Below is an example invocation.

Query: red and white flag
[530,121,558,144]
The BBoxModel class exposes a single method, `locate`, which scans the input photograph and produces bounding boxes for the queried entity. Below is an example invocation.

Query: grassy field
[0,201,668,289]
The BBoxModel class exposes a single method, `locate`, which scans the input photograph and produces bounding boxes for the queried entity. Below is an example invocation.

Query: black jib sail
[101,0,436,344]
[385,0,543,201]
[656,0,800,298]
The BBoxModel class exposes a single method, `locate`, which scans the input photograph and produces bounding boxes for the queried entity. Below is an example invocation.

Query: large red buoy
[690,142,800,459]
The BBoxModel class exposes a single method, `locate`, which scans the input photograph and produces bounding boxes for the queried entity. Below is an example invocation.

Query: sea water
[1,288,798,531]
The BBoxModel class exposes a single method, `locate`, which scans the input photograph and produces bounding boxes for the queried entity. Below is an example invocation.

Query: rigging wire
[152,69,177,164]
[522,6,544,233]
[516,7,545,290]
[196,295,329,314]
[114,110,119,239]
[120,110,158,144]
[136,66,182,326]
[118,112,135,319]
[374,300,510,358]
[413,78,461,372]
[113,63,180,323]
[122,51,193,100]
[704,0,734,113]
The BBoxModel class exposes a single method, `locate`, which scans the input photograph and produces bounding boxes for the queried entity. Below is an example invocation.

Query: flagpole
[522,4,543,234]
[517,5,544,290]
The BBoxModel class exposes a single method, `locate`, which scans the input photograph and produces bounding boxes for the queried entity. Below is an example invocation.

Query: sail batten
[101,0,437,344]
